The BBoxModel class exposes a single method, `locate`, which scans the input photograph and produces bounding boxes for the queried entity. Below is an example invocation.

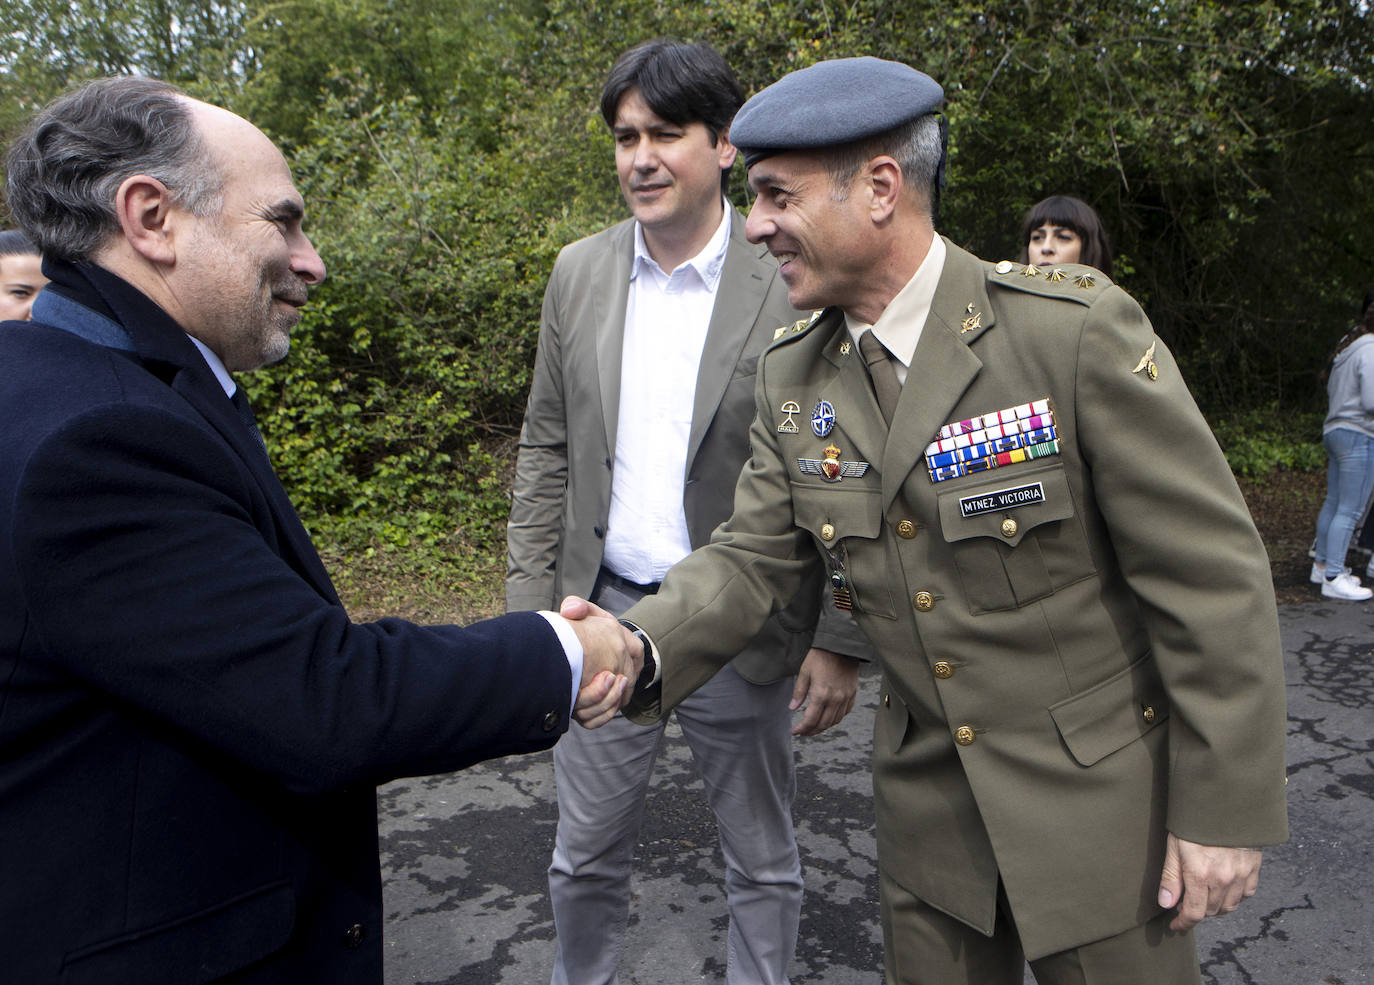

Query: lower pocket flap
[1049,654,1169,767]
[62,882,295,985]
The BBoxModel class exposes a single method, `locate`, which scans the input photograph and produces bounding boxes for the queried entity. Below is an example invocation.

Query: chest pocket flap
[792,484,892,617]
[936,464,1079,613]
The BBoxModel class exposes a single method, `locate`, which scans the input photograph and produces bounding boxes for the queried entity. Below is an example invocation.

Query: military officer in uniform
[577,57,1289,984]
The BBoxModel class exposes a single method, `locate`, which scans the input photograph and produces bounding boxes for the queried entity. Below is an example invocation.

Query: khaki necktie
[858,329,901,426]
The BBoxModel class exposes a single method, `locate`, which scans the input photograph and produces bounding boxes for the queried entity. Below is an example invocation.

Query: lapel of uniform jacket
[814,311,888,473]
[594,221,635,460]
[686,209,766,469]
[881,239,994,513]
[77,261,341,603]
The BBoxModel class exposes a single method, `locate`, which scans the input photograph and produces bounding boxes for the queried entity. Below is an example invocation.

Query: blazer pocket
[792,484,894,618]
[61,882,295,985]
[937,464,1082,614]
[1049,652,1170,767]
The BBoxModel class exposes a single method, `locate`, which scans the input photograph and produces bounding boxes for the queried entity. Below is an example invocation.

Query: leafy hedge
[5,0,1368,580]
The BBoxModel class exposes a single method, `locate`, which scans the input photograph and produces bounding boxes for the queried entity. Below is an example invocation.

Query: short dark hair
[5,76,224,262]
[0,228,39,257]
[1017,195,1113,277]
[600,40,744,194]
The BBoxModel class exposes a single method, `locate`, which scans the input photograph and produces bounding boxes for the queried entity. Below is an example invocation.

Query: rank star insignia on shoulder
[992,260,1111,306]
[772,309,826,341]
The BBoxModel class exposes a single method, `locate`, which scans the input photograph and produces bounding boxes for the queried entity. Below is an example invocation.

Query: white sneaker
[1321,571,1372,601]
[1311,561,1352,584]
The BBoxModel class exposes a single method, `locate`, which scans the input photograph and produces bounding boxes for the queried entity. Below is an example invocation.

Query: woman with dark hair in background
[1311,291,1374,600]
[0,229,47,322]
[1017,194,1113,277]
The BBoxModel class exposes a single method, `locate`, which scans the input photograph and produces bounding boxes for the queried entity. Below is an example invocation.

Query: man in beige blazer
[593,57,1289,984]
[506,41,869,985]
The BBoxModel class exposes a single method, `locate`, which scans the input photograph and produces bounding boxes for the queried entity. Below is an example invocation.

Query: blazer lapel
[881,241,992,512]
[686,210,766,467]
[594,223,635,459]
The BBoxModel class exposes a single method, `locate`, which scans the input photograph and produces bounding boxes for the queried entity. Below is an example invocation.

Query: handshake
[561,596,647,729]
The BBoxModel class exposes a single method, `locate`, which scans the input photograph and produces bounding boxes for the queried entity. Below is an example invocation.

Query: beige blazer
[623,239,1288,957]
[506,210,865,680]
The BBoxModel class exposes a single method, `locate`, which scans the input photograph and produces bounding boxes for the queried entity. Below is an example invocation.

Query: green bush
[1210,407,1326,480]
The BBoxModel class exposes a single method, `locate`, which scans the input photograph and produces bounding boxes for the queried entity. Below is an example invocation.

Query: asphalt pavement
[379,600,1374,985]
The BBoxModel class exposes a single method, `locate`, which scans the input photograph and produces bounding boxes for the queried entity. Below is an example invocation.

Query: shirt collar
[187,335,237,398]
[845,233,946,369]
[630,198,732,291]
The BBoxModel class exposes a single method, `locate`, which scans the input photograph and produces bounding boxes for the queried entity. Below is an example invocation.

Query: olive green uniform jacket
[624,239,1288,959]
[507,211,867,677]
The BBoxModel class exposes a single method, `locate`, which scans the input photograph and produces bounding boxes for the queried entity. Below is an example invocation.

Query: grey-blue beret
[732,57,944,167]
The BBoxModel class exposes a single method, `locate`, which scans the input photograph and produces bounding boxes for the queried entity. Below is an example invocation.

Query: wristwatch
[618,619,659,689]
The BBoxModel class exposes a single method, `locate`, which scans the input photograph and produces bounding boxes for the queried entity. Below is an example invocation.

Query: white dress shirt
[601,202,732,584]
[844,234,946,385]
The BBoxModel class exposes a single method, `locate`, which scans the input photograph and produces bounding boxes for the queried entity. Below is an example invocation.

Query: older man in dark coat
[0,77,638,984]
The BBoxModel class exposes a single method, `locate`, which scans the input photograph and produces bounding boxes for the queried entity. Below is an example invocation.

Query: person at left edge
[0,76,640,985]
[0,227,48,321]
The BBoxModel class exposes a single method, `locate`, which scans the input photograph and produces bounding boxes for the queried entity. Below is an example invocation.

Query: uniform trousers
[548,573,802,985]
[879,871,1201,985]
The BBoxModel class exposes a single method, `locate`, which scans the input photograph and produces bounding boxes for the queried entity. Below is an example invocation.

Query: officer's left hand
[1157,832,1262,931]
[790,648,860,736]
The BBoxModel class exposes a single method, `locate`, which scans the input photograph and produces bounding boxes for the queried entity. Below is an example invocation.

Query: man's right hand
[562,595,642,728]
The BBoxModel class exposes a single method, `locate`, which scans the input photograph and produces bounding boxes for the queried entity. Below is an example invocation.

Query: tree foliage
[2,0,1371,565]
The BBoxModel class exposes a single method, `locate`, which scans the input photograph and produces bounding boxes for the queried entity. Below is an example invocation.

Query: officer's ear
[866,156,902,224]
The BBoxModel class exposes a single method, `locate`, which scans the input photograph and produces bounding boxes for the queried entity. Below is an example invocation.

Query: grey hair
[5,76,224,262]
[819,114,944,213]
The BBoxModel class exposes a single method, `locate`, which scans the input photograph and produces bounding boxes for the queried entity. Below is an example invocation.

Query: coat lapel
[76,261,341,602]
[686,210,766,468]
[881,241,993,512]
[594,223,635,459]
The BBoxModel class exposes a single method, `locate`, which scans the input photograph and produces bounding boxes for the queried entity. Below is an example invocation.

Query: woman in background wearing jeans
[1312,291,1374,600]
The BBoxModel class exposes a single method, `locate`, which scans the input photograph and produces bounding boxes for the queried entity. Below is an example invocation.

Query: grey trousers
[548,576,802,985]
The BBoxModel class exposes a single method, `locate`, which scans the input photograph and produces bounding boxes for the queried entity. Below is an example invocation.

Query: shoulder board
[986,259,1112,306]
[767,308,829,350]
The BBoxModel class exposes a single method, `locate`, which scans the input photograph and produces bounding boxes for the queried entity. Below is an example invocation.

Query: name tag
[959,482,1046,518]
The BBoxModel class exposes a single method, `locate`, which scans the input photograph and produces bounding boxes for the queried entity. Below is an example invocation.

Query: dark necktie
[858,329,901,426]
[230,387,269,455]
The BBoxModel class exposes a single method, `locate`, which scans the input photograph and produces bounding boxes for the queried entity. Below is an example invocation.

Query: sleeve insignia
[1131,340,1159,381]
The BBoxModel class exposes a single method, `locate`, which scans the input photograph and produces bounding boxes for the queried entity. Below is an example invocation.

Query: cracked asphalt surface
[379,601,1374,984]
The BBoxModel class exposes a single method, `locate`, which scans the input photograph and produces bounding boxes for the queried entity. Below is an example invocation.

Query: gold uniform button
[1141,704,1156,724]
[912,592,935,612]
[883,693,890,707]
[932,661,953,679]
[995,260,1014,274]
[820,523,836,541]
[896,520,917,539]
[1000,517,1018,538]
[955,725,976,746]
